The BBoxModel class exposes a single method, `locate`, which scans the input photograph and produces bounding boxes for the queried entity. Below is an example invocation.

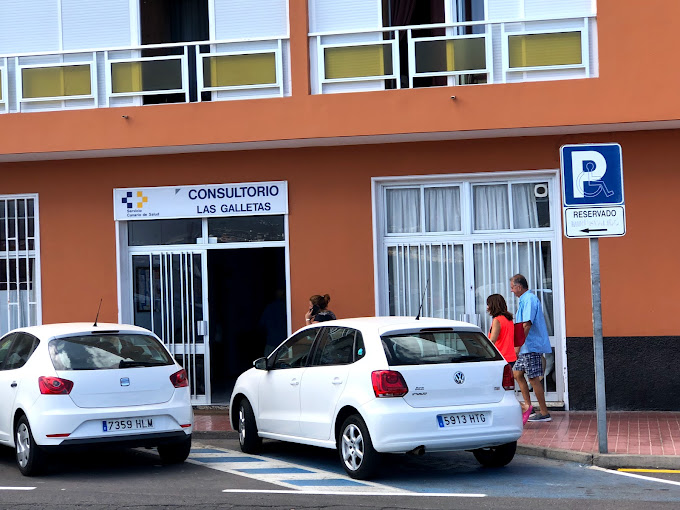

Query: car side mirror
[253,357,268,370]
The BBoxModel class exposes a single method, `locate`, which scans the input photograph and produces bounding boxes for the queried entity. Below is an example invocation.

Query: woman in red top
[486,294,517,365]
[487,294,533,424]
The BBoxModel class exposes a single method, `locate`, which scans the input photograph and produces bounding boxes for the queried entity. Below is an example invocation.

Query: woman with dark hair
[487,293,532,423]
[486,294,516,365]
[305,294,336,324]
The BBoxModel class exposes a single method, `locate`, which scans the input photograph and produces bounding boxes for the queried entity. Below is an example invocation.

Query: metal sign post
[561,143,625,454]
[589,238,608,453]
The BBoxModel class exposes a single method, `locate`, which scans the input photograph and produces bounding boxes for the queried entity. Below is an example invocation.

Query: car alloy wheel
[15,416,46,476]
[237,398,262,453]
[338,415,379,479]
[341,423,364,471]
[16,422,30,469]
[238,407,246,444]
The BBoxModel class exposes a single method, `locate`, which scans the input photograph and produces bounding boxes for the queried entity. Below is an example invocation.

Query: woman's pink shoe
[522,405,534,425]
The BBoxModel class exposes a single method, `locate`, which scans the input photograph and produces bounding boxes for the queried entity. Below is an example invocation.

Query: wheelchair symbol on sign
[571,150,615,199]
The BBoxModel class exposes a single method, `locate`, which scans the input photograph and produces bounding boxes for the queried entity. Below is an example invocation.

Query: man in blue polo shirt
[511,274,553,422]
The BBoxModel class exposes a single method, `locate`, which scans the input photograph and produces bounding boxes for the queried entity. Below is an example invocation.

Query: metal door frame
[128,249,210,405]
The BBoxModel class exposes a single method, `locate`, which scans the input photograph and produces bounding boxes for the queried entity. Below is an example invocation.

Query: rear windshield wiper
[119,360,167,368]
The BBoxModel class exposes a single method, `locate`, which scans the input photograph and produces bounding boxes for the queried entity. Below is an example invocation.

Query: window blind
[213,0,288,39]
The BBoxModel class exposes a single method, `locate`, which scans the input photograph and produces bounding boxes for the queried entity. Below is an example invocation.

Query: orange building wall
[1,129,678,339]
[1,1,680,158]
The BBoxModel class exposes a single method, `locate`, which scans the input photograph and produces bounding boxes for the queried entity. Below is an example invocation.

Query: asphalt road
[0,437,678,510]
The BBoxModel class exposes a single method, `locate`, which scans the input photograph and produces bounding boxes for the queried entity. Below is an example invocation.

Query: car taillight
[39,376,74,395]
[371,370,408,398]
[170,369,189,388]
[502,364,515,390]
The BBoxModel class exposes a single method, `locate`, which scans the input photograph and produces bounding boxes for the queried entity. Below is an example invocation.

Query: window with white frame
[0,196,40,335]
[381,178,556,335]
[379,175,560,395]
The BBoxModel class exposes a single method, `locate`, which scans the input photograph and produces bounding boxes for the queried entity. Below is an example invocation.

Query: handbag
[514,322,526,347]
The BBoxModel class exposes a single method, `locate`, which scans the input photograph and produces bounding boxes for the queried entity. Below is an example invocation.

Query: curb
[517,444,680,470]
[194,430,238,440]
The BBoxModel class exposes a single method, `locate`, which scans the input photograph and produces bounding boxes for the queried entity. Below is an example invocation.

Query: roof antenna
[415,278,430,321]
[93,299,103,327]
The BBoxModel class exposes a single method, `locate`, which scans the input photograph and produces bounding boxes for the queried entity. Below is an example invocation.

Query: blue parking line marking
[191,449,225,454]
[195,457,264,463]
[237,467,314,474]
[283,479,367,487]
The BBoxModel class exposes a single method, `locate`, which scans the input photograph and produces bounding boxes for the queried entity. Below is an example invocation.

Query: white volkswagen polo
[0,323,193,476]
[230,317,522,479]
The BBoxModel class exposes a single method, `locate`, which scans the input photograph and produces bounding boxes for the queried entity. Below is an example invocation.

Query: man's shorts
[513,352,544,379]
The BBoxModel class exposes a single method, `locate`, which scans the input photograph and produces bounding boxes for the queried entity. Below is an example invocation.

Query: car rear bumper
[359,391,523,453]
[25,389,193,447]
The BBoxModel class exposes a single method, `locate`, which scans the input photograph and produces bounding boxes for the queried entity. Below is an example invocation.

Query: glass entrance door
[131,251,209,404]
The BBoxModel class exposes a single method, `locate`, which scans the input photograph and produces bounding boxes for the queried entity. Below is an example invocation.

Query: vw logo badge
[120,377,130,387]
[453,372,465,384]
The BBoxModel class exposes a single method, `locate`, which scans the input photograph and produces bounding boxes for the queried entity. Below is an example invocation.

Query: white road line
[590,466,680,487]
[0,487,36,491]
[221,489,486,497]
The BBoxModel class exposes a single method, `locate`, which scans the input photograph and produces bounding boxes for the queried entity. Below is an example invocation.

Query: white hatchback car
[0,323,193,476]
[230,317,522,479]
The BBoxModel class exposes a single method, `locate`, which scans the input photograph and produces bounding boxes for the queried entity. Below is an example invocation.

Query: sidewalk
[192,409,680,470]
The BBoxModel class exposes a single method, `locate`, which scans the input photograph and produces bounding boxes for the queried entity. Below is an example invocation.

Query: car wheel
[157,436,191,464]
[472,441,517,467]
[15,416,47,476]
[238,398,262,454]
[338,415,380,480]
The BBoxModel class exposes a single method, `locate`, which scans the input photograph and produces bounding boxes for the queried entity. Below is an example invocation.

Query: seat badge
[453,372,465,384]
[120,377,130,387]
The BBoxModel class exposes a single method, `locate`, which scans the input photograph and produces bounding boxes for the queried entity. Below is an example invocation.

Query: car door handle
[11,382,17,388]
[332,377,343,385]
[290,379,299,386]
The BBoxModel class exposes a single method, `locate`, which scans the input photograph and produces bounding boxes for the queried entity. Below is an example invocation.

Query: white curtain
[473,241,553,336]
[473,184,509,230]
[386,188,420,233]
[425,187,461,232]
[512,183,540,228]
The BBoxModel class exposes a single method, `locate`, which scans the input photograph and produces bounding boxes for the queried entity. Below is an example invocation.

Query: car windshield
[49,333,174,370]
[381,329,502,366]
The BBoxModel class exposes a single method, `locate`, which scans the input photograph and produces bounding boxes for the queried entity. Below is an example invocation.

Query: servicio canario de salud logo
[121,191,148,209]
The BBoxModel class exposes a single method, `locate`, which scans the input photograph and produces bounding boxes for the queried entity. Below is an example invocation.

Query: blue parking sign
[561,144,624,207]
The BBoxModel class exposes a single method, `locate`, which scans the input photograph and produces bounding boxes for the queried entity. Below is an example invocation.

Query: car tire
[472,441,517,468]
[338,414,380,480]
[238,398,262,454]
[15,416,47,477]
[157,436,192,464]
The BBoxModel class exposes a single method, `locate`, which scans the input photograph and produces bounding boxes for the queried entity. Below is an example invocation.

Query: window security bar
[0,197,39,336]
